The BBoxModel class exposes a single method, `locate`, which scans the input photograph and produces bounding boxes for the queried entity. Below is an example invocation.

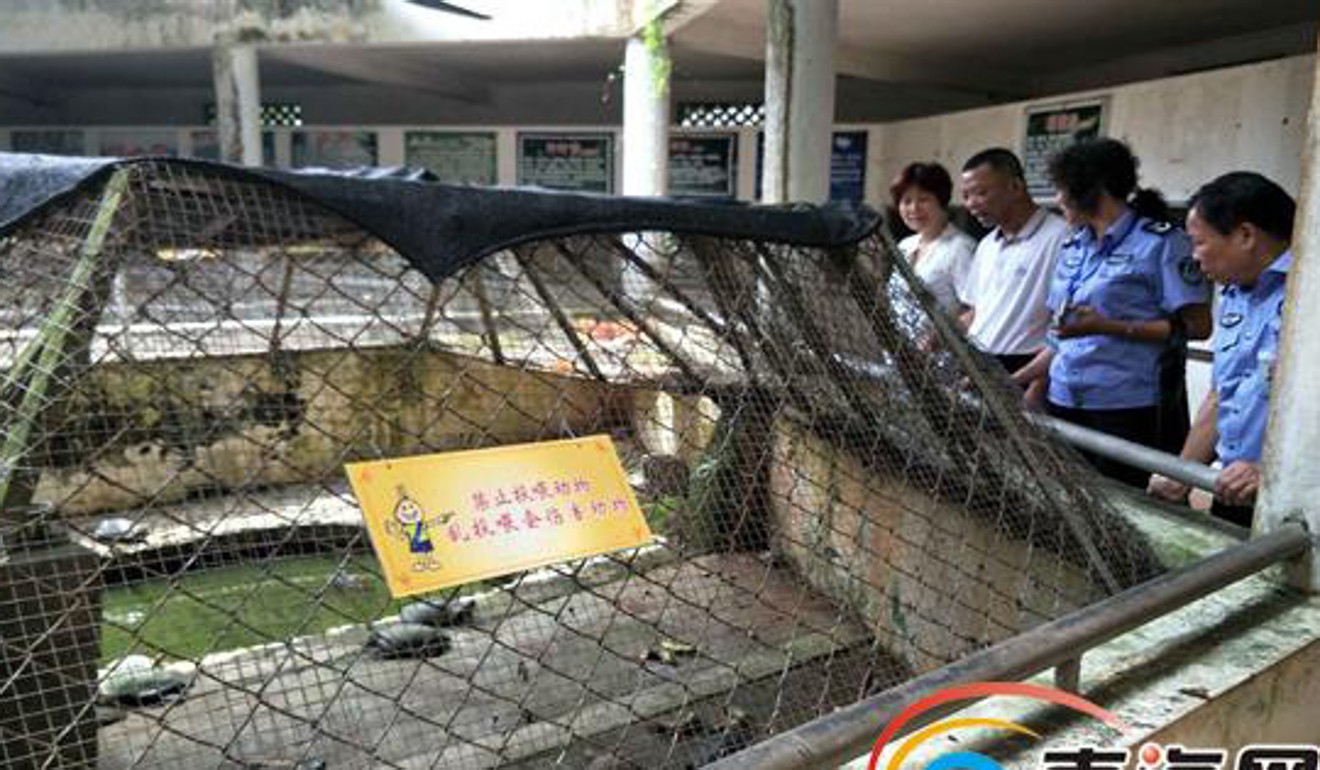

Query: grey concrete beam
[676,18,1032,99]
[0,68,57,109]
[264,46,490,102]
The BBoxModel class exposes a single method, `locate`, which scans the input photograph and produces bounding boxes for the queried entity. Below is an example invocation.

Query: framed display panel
[11,130,85,156]
[99,129,178,157]
[829,130,868,203]
[188,129,276,164]
[404,131,498,185]
[754,130,869,202]
[291,129,379,168]
[517,133,614,193]
[668,134,737,198]
[1023,98,1107,200]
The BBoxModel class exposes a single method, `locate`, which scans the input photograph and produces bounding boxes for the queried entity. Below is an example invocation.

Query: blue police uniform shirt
[1045,210,1210,410]
[1213,250,1290,465]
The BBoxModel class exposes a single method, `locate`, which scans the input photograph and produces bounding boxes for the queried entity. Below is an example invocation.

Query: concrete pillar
[622,33,670,196]
[212,41,263,166]
[1257,41,1320,591]
[761,0,838,204]
[621,21,671,300]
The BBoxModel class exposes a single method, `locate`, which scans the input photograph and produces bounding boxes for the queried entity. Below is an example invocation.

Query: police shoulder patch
[1178,256,1205,286]
[1142,220,1174,235]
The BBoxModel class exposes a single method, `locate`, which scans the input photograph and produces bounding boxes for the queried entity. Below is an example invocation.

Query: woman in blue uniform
[1013,138,1212,486]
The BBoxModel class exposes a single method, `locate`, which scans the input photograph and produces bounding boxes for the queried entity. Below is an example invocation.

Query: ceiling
[0,0,1317,122]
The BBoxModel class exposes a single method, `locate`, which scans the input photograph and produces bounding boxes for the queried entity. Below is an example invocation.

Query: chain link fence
[0,160,1164,770]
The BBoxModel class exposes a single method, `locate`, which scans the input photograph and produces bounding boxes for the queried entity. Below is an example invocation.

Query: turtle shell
[367,621,452,659]
[399,596,475,627]
[91,517,147,543]
[98,664,191,707]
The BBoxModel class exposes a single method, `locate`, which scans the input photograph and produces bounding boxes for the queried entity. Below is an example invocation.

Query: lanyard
[1065,214,1140,305]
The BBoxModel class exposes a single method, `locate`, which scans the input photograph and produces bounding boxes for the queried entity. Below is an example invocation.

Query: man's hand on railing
[1147,473,1191,503]
[1216,461,1262,507]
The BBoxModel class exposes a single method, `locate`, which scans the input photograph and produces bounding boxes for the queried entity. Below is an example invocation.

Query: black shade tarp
[0,153,880,282]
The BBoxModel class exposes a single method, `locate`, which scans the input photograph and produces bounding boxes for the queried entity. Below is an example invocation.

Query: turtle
[91,517,147,544]
[366,621,452,659]
[399,595,476,627]
[98,658,192,707]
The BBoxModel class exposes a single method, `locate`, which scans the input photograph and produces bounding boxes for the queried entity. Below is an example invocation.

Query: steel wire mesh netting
[0,162,1164,770]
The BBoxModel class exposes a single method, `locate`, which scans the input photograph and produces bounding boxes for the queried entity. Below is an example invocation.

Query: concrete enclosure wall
[34,348,633,515]
[765,418,1099,674]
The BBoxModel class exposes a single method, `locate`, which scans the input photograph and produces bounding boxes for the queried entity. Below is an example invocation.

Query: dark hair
[890,162,954,209]
[961,147,1025,180]
[1046,137,1171,222]
[1189,171,1296,242]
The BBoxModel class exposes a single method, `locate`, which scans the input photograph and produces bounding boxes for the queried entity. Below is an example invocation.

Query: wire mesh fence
[0,160,1164,770]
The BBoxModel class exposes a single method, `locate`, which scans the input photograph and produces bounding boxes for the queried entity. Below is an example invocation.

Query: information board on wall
[1023,99,1106,200]
[11,130,84,156]
[405,131,498,185]
[669,134,737,198]
[99,130,178,157]
[188,129,275,164]
[291,129,378,168]
[517,133,614,193]
[829,131,868,203]
[754,130,869,202]
[345,435,653,597]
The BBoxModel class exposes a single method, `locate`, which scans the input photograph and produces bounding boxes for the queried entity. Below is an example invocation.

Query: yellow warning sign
[345,435,654,597]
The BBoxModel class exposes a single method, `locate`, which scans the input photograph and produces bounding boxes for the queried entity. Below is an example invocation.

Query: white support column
[620,13,673,302]
[622,32,670,196]
[762,0,838,204]
[1257,40,1320,591]
[212,40,263,166]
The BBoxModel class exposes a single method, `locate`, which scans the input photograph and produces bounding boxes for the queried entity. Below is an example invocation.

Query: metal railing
[709,522,1312,770]
[1030,413,1220,492]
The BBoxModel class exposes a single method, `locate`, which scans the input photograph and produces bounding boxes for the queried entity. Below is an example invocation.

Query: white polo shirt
[958,206,1068,355]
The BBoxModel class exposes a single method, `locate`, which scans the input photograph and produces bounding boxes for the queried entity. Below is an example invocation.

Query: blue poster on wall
[829,131,867,203]
[754,130,868,202]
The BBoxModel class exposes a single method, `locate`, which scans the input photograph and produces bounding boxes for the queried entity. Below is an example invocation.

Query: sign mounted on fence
[346,435,653,597]
[1023,99,1106,200]
[517,132,614,193]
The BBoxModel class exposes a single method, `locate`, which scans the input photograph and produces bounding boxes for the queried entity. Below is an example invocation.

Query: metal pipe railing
[1029,413,1220,493]
[706,523,1312,770]
[830,351,1219,493]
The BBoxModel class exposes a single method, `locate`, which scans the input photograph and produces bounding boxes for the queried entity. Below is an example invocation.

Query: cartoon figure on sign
[393,486,434,554]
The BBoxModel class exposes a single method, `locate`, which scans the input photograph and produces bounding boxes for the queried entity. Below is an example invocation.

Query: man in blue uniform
[1148,172,1295,527]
